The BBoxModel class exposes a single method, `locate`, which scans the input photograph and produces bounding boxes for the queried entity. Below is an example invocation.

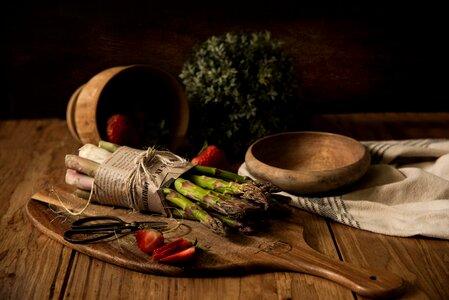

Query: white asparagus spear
[65,169,94,191]
[78,143,112,164]
[65,154,100,177]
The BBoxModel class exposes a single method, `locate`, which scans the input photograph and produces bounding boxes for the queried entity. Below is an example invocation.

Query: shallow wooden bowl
[245,131,371,194]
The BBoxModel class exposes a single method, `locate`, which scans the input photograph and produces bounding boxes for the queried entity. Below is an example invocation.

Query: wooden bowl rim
[244,131,371,194]
[246,131,369,174]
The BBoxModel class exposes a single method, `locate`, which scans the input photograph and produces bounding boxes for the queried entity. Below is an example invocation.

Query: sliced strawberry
[152,238,185,255]
[135,229,164,254]
[152,238,192,262]
[158,245,196,264]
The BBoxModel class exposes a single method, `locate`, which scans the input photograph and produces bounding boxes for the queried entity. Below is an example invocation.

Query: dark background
[2,1,447,120]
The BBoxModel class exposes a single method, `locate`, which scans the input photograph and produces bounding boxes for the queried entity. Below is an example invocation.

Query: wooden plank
[331,222,449,299]
[0,119,81,299]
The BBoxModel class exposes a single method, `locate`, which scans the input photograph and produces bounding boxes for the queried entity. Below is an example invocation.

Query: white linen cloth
[239,139,449,240]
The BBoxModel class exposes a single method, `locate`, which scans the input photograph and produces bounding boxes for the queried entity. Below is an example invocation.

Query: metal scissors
[63,215,168,244]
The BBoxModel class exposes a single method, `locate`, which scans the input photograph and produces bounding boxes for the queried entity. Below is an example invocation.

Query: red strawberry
[135,229,164,254]
[152,238,193,262]
[191,145,229,169]
[158,245,196,264]
[106,114,141,147]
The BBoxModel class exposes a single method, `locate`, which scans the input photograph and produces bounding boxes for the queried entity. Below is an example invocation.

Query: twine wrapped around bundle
[62,143,278,235]
[92,146,192,215]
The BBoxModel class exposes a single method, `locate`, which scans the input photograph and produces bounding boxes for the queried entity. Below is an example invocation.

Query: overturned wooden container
[66,65,189,151]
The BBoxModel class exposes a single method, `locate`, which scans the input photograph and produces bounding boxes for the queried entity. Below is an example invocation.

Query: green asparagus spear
[98,140,120,153]
[187,174,270,210]
[173,178,262,218]
[208,212,256,234]
[191,164,280,193]
[170,207,196,220]
[172,203,257,235]
[191,165,248,183]
[162,188,226,236]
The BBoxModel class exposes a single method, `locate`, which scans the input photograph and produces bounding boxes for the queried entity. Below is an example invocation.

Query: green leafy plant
[179,31,301,159]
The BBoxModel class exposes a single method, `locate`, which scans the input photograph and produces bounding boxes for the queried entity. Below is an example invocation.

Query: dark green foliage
[180,31,301,159]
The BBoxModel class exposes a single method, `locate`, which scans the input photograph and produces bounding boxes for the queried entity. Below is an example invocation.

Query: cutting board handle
[274,243,406,299]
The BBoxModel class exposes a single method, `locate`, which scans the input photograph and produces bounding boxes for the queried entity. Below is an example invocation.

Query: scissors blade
[71,222,137,231]
[134,221,169,231]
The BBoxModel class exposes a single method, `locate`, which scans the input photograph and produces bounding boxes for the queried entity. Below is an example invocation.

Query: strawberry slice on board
[158,245,196,264]
[135,229,164,254]
[152,238,193,262]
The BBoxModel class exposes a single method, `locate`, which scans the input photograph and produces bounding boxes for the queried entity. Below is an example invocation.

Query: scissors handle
[63,216,168,244]
[63,216,134,244]
[64,229,119,244]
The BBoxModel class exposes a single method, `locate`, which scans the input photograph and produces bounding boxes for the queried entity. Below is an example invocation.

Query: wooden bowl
[245,131,371,195]
[66,64,189,151]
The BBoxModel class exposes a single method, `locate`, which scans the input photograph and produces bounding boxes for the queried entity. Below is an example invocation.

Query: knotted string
[126,147,191,212]
[90,146,192,214]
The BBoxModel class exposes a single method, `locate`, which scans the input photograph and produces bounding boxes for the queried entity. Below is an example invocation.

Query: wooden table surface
[1,117,449,299]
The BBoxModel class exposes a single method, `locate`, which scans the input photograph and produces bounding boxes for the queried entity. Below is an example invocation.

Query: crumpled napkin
[239,139,449,240]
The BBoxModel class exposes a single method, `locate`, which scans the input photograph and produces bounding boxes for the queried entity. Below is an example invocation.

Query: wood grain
[331,222,449,299]
[2,119,449,300]
[0,120,78,299]
[28,184,405,298]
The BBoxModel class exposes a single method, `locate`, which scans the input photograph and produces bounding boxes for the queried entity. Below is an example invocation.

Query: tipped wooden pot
[66,65,189,151]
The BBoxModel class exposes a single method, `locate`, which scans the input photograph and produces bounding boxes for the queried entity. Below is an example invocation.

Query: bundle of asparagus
[64,141,284,236]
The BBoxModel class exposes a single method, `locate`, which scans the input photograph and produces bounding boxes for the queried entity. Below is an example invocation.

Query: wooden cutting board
[27,185,405,299]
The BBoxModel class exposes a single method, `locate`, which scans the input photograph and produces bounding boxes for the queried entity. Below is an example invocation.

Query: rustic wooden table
[1,118,448,299]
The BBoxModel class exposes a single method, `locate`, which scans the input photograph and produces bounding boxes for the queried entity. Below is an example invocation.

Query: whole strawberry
[106,114,141,147]
[191,145,229,170]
